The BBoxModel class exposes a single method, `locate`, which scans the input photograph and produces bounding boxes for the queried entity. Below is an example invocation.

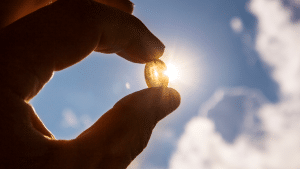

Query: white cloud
[169,0,300,168]
[170,87,300,169]
[61,109,79,128]
[126,82,131,89]
[251,0,300,96]
[169,88,268,169]
[230,17,244,33]
[61,109,94,129]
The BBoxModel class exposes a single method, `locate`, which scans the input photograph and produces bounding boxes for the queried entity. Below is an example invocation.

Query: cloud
[126,82,131,89]
[199,88,267,143]
[61,108,94,129]
[169,88,268,169]
[251,0,300,96]
[169,88,300,169]
[169,0,300,168]
[230,17,244,33]
[61,109,79,128]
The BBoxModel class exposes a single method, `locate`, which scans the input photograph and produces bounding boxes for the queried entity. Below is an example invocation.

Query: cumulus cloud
[170,88,300,168]
[251,0,300,96]
[169,0,300,168]
[169,88,268,169]
[230,17,244,33]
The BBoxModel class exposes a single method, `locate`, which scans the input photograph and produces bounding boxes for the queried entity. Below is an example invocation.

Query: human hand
[0,0,181,168]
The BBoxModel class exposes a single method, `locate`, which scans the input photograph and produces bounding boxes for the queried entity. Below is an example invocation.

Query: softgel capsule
[144,59,169,88]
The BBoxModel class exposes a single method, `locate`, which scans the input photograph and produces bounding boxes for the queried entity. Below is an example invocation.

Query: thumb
[75,87,180,168]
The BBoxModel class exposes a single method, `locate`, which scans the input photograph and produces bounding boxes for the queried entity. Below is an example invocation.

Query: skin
[0,0,181,168]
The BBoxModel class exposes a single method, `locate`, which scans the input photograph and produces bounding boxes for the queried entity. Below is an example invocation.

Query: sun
[142,45,202,92]
[164,63,179,82]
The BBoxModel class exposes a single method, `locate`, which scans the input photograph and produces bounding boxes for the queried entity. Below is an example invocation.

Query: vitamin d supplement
[144,59,169,88]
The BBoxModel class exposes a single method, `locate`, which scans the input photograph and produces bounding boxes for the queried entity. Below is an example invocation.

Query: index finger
[91,0,165,63]
[0,0,164,100]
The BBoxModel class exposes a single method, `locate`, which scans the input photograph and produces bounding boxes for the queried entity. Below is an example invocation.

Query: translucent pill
[144,59,169,88]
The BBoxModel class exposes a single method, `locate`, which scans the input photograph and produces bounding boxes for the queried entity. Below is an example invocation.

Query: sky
[30,0,300,168]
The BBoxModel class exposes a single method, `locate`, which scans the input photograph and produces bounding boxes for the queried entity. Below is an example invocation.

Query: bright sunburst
[157,45,203,95]
[164,63,179,82]
[139,44,203,95]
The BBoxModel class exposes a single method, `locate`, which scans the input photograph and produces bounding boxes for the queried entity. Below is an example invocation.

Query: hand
[0,0,181,168]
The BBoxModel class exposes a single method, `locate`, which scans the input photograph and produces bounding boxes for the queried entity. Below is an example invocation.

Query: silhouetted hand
[0,0,181,168]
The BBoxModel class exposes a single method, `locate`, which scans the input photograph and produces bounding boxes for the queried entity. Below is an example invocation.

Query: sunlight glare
[157,44,203,97]
[154,70,159,77]
[164,64,179,82]
[139,41,203,97]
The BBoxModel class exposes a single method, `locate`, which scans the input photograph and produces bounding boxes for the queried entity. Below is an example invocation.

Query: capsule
[144,59,169,88]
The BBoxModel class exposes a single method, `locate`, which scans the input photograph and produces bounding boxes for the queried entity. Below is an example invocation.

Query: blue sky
[30,0,300,168]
